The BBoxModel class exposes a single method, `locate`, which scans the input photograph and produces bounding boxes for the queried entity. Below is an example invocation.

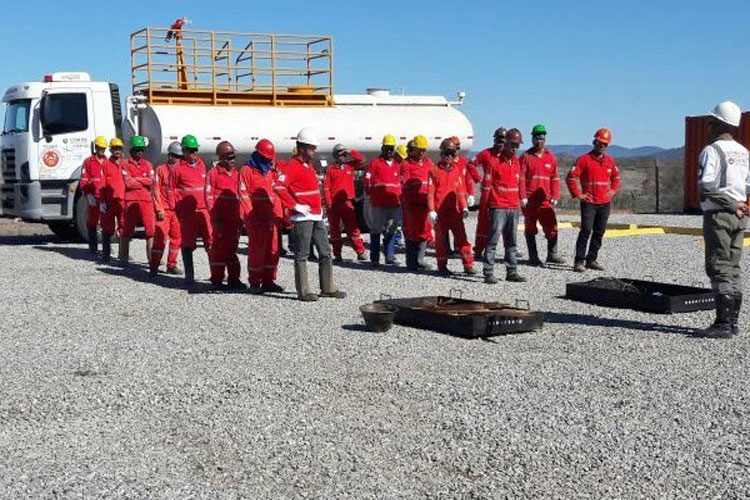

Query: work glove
[100,203,108,214]
[521,198,528,208]
[467,195,475,207]
[86,194,96,206]
[156,209,166,222]
[428,211,438,224]
[294,204,312,216]
[462,208,469,220]
[551,199,558,207]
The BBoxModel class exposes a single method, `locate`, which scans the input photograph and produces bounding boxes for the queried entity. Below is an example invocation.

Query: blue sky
[2,0,748,148]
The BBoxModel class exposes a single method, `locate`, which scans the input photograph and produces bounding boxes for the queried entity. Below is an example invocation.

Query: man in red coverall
[482,128,527,284]
[172,134,212,286]
[324,143,367,262]
[239,139,285,295]
[566,128,621,272]
[100,138,126,263]
[273,154,292,256]
[276,127,346,301]
[401,134,434,271]
[471,127,506,260]
[149,141,183,277]
[80,136,108,255]
[428,138,476,275]
[205,141,243,290]
[520,124,565,266]
[365,135,402,266]
[119,135,155,266]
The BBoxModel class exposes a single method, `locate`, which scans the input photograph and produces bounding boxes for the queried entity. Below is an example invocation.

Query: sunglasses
[441,149,457,156]
[507,142,521,149]
[184,148,198,154]
[131,148,145,153]
[222,154,237,160]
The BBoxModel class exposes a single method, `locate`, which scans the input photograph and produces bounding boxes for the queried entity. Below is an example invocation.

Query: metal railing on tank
[130,21,334,107]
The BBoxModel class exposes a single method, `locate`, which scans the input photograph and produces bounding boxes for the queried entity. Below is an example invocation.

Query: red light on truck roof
[43,75,53,83]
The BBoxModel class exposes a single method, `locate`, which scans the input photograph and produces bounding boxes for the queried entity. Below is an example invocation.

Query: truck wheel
[73,194,90,242]
[47,221,78,241]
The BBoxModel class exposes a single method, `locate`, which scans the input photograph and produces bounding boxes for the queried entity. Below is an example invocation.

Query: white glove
[86,194,96,206]
[100,202,108,214]
[294,204,311,216]
[551,199,558,207]
[521,198,528,208]
[462,208,469,220]
[467,195,475,207]
[428,211,438,224]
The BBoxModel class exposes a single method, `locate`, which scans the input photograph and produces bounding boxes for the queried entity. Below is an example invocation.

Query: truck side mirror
[39,93,52,142]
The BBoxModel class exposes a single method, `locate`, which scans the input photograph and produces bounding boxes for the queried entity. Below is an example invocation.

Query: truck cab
[1,72,121,239]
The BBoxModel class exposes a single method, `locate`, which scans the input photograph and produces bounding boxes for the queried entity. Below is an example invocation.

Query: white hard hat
[297,127,320,147]
[710,101,742,127]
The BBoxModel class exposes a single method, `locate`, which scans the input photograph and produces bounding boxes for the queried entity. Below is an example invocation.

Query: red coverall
[365,156,402,207]
[100,157,126,237]
[520,148,561,239]
[205,165,242,285]
[323,150,366,257]
[273,159,292,233]
[121,158,155,238]
[150,162,182,270]
[461,155,481,202]
[79,155,106,230]
[565,152,621,203]
[428,160,474,271]
[400,157,434,242]
[483,155,525,209]
[239,164,282,286]
[172,158,212,251]
[470,148,501,254]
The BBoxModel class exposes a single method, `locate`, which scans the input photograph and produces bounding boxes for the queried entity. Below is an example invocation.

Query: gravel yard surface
[0,214,748,498]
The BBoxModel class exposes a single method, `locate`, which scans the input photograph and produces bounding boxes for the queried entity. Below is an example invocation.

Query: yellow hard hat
[396,144,408,159]
[94,136,108,149]
[382,134,397,147]
[109,138,124,149]
[413,135,428,150]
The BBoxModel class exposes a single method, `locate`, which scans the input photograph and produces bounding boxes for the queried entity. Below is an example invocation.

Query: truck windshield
[3,99,31,134]
[41,93,88,135]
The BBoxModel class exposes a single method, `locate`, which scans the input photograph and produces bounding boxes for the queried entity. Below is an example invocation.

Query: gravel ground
[557,212,705,228]
[1,214,749,498]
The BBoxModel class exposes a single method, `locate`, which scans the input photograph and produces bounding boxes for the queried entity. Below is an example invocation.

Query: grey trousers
[484,208,519,275]
[291,220,332,263]
[703,211,746,294]
[370,205,401,235]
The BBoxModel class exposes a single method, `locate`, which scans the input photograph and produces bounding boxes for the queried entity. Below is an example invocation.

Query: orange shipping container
[684,112,750,211]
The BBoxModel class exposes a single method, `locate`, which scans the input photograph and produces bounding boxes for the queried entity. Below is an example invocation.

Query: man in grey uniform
[697,101,750,338]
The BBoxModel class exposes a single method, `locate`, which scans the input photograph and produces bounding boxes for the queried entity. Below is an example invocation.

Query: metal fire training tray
[565,277,716,314]
[375,291,544,338]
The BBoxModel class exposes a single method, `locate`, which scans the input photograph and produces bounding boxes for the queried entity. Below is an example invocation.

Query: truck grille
[1,148,16,213]
[1,148,16,183]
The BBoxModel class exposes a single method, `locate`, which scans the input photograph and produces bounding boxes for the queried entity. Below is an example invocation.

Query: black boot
[525,234,542,266]
[87,228,98,255]
[181,248,195,285]
[405,240,418,271]
[731,292,742,336]
[101,234,112,263]
[546,235,566,264]
[695,293,734,339]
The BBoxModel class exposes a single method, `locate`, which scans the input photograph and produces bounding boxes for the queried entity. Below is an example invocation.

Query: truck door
[39,89,94,183]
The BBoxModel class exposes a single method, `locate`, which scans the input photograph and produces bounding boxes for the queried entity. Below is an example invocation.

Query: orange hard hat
[594,128,612,144]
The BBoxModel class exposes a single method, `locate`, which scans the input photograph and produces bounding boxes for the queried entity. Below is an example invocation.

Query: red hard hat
[256,139,276,160]
[450,135,461,147]
[594,128,612,144]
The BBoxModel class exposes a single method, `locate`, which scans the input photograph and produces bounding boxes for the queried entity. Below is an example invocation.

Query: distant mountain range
[548,145,684,160]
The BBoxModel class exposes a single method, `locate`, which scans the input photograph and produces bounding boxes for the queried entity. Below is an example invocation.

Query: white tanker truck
[1,22,473,240]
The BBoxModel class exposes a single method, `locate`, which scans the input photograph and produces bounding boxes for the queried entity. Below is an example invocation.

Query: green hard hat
[181,134,199,149]
[531,124,547,136]
[130,135,147,148]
